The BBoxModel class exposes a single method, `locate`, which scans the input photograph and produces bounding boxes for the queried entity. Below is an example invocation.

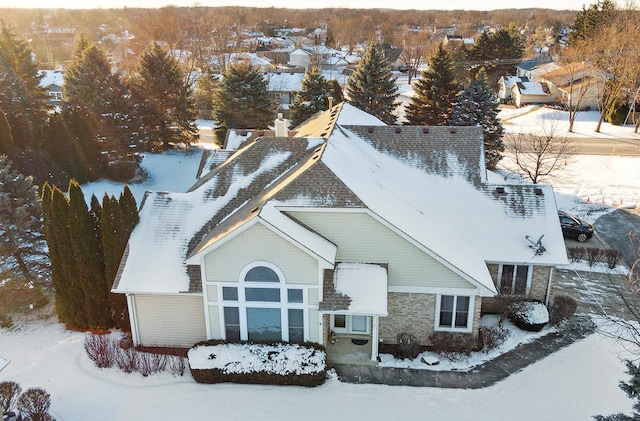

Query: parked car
[558,210,594,242]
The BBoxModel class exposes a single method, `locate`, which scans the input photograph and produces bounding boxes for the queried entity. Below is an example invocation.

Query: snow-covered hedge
[188,341,326,386]
[509,301,549,332]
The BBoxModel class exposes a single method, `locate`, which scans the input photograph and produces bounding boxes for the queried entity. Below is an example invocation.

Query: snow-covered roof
[502,76,524,89]
[38,69,64,88]
[333,262,388,316]
[114,102,566,296]
[513,82,551,96]
[266,72,305,92]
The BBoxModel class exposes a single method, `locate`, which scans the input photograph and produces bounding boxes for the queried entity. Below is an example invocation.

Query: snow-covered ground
[0,318,632,420]
[2,106,640,420]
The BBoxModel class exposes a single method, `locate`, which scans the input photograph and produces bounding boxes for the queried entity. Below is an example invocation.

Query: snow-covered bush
[428,331,479,361]
[479,325,508,353]
[509,301,549,332]
[549,295,577,326]
[0,381,21,414]
[17,387,53,421]
[188,341,326,386]
[396,332,420,360]
[84,334,117,368]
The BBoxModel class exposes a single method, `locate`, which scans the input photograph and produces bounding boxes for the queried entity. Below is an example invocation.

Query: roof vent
[395,127,402,134]
[320,132,327,137]
[534,187,543,196]
[422,127,430,134]
[250,206,259,213]
[495,187,505,194]
[449,127,457,134]
[367,127,374,133]
[240,130,247,136]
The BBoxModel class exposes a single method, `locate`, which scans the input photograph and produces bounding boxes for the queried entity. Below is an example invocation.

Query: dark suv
[558,210,594,242]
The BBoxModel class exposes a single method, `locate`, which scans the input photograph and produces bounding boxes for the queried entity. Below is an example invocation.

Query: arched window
[221,262,305,343]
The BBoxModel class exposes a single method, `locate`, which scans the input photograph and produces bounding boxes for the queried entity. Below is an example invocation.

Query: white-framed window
[435,295,474,332]
[330,314,370,335]
[219,261,307,343]
[498,264,531,295]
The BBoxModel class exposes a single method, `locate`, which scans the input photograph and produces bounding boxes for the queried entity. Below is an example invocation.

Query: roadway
[568,136,640,156]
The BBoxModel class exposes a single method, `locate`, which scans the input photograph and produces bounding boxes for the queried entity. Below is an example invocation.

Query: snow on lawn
[499,105,640,140]
[81,147,204,205]
[0,318,632,420]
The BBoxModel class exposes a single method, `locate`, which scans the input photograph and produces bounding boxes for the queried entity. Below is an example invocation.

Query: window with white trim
[498,264,531,295]
[436,295,473,331]
[330,314,370,335]
[220,262,307,343]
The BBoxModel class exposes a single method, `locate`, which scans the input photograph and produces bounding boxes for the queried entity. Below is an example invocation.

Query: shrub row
[188,340,326,387]
[567,247,622,269]
[84,333,185,377]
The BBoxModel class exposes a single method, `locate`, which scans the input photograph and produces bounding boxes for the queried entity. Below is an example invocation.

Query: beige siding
[289,211,473,289]
[208,304,221,338]
[204,223,319,285]
[308,288,318,306]
[308,310,319,342]
[134,294,206,347]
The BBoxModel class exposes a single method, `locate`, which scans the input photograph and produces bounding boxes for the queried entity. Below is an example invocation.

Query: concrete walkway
[331,315,595,388]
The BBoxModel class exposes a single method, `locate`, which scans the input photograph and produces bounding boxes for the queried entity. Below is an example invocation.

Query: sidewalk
[331,315,595,388]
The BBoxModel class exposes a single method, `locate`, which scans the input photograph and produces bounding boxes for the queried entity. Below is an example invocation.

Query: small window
[224,307,240,340]
[222,287,238,301]
[288,309,304,343]
[333,314,346,329]
[245,287,280,302]
[245,266,279,283]
[500,264,531,295]
[438,295,471,330]
[287,289,303,303]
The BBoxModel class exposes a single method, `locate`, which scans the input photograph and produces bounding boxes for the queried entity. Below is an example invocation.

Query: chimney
[328,96,333,109]
[275,113,288,137]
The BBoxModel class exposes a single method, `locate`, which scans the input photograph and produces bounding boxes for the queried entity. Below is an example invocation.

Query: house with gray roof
[112,103,567,362]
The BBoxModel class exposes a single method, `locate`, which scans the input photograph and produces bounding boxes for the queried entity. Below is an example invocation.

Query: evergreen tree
[346,44,399,124]
[0,110,15,159]
[569,0,616,43]
[492,26,525,60]
[119,185,139,233]
[595,360,640,420]
[212,63,274,142]
[63,42,138,156]
[328,79,344,105]
[67,180,108,329]
[0,156,47,278]
[451,68,505,170]
[129,43,199,150]
[405,42,460,126]
[468,31,494,61]
[101,192,135,327]
[42,183,86,327]
[289,68,332,127]
[0,24,49,148]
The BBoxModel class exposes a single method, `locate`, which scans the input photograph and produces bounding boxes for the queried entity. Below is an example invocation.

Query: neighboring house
[511,81,553,107]
[497,76,528,103]
[39,69,64,106]
[113,103,567,363]
[539,63,602,111]
[210,53,273,74]
[515,57,559,81]
[265,71,306,117]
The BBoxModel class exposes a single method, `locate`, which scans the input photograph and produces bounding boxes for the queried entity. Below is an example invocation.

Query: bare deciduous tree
[503,117,575,184]
[397,26,434,84]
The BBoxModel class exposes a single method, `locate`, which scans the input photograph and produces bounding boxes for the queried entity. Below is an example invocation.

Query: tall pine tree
[289,68,332,127]
[0,156,47,278]
[0,24,49,148]
[451,68,505,170]
[346,44,399,124]
[405,42,459,126]
[129,43,199,150]
[0,110,15,159]
[63,42,138,157]
[212,63,274,142]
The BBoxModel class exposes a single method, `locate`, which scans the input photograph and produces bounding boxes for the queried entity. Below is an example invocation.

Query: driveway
[594,209,640,268]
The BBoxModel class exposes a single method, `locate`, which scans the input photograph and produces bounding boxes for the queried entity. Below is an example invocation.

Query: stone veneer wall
[380,293,481,347]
